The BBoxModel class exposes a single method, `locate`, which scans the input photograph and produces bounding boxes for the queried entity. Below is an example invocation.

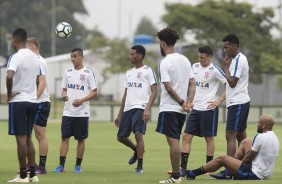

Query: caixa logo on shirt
[128,82,142,88]
[195,81,209,88]
[67,84,85,90]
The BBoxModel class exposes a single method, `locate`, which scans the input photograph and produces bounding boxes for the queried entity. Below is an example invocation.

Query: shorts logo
[80,74,86,81]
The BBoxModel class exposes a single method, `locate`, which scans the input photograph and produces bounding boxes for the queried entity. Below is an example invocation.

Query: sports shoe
[29,176,39,182]
[135,166,143,174]
[53,165,64,172]
[209,172,233,179]
[35,166,47,174]
[7,176,29,183]
[74,165,82,173]
[185,170,196,180]
[166,168,186,177]
[159,176,181,183]
[128,152,137,165]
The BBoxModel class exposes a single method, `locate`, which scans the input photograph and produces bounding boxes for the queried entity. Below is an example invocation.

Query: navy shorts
[8,102,37,135]
[117,108,146,138]
[227,101,250,131]
[33,102,51,127]
[61,116,89,140]
[234,162,260,180]
[184,108,219,137]
[156,111,186,140]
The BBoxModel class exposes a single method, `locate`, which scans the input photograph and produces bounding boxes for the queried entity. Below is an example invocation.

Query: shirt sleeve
[7,54,19,72]
[187,61,194,79]
[88,70,97,91]
[148,67,157,85]
[215,67,227,84]
[61,70,68,89]
[230,56,245,78]
[159,60,170,83]
[251,134,262,152]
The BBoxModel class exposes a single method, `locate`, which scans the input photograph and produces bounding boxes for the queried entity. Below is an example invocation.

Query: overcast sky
[81,0,281,40]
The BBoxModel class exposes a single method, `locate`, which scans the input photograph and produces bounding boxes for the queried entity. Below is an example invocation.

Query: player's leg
[204,136,215,162]
[236,101,250,146]
[33,101,50,173]
[157,112,185,183]
[234,138,252,160]
[73,117,89,172]
[132,109,146,173]
[117,109,138,164]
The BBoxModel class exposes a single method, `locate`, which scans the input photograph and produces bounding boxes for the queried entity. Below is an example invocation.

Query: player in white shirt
[184,114,279,181]
[179,46,226,174]
[6,28,39,182]
[26,37,50,174]
[115,45,157,174]
[222,34,251,157]
[155,27,195,184]
[53,48,97,173]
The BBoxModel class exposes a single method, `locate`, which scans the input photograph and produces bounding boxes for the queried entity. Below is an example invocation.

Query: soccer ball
[55,22,72,39]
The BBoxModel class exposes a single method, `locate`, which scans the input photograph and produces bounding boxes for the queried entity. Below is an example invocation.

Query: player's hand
[62,95,68,101]
[114,116,121,128]
[7,91,20,102]
[183,102,193,112]
[207,98,221,109]
[72,99,83,107]
[142,109,150,123]
[223,56,231,66]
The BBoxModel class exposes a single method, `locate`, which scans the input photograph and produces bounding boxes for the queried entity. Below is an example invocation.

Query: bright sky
[81,0,281,40]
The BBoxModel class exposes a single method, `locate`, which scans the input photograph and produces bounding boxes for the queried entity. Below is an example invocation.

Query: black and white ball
[55,22,72,39]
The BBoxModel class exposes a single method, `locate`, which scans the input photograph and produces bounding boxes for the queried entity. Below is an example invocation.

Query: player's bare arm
[6,70,20,102]
[115,88,127,128]
[72,89,97,107]
[185,77,195,112]
[37,74,46,99]
[223,56,239,88]
[143,83,157,122]
[61,88,68,101]
[163,82,184,107]
[241,149,258,164]
[207,91,226,109]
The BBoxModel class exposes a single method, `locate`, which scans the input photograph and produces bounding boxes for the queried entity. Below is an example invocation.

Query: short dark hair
[222,34,239,47]
[198,45,213,56]
[12,28,27,42]
[71,48,83,56]
[131,45,146,58]
[156,27,180,46]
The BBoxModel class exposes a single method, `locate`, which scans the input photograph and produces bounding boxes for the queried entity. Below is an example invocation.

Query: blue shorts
[156,111,186,140]
[61,116,89,140]
[33,102,51,127]
[184,108,219,137]
[117,108,146,138]
[227,101,250,131]
[8,102,37,135]
[234,162,260,180]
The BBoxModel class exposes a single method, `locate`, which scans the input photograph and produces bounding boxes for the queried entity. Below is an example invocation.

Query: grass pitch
[0,121,281,184]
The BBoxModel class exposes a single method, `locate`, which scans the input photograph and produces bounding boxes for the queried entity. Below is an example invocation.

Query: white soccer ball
[55,22,72,39]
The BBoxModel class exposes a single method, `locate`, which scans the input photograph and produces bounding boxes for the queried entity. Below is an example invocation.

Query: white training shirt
[61,66,97,117]
[192,62,226,111]
[37,55,50,103]
[251,131,279,179]
[124,65,157,112]
[226,52,250,107]
[159,53,194,114]
[6,48,40,103]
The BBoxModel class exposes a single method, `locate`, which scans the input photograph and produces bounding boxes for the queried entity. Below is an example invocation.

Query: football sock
[180,152,189,169]
[172,172,180,179]
[20,167,27,179]
[59,156,66,166]
[192,166,205,176]
[29,165,36,178]
[76,157,82,166]
[39,155,47,167]
[137,158,143,168]
[206,155,213,163]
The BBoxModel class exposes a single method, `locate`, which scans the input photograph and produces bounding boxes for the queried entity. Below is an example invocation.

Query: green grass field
[0,121,281,184]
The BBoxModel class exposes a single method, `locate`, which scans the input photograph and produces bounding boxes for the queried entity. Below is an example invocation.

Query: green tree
[135,16,158,37]
[0,0,88,57]
[162,0,282,83]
